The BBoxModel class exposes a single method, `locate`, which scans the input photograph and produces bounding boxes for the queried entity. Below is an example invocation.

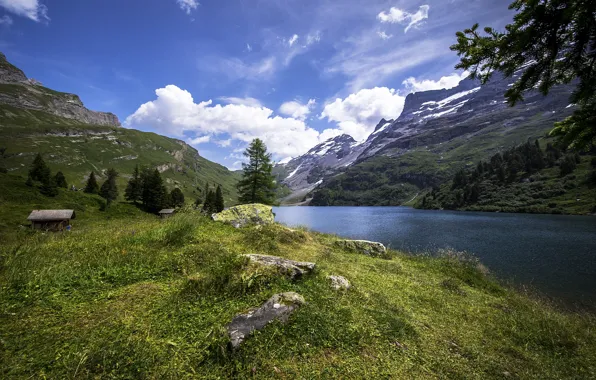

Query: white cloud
[125,85,325,160]
[0,15,12,26]
[377,31,392,40]
[188,135,210,145]
[218,96,263,108]
[305,32,321,45]
[0,0,48,22]
[278,99,316,121]
[288,34,299,47]
[378,5,429,33]
[402,71,469,92]
[200,56,276,81]
[320,87,405,141]
[246,43,252,52]
[216,139,232,147]
[176,0,199,14]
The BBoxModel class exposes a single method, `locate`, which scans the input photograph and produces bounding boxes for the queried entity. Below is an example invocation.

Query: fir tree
[560,155,577,177]
[237,138,276,204]
[202,190,216,214]
[215,185,225,212]
[125,165,143,204]
[54,171,68,188]
[142,169,167,213]
[99,168,119,208]
[25,175,34,187]
[170,188,185,208]
[39,176,58,197]
[28,153,50,183]
[84,171,99,194]
[451,0,596,149]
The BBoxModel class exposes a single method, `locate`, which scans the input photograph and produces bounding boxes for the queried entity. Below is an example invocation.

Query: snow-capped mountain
[277,71,575,204]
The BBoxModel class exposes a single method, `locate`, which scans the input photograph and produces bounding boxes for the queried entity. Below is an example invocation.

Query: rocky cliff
[0,52,120,127]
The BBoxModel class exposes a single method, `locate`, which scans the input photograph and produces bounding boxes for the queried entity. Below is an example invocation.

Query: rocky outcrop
[0,52,120,127]
[227,292,305,348]
[244,254,315,280]
[211,204,274,228]
[328,275,350,290]
[335,239,387,257]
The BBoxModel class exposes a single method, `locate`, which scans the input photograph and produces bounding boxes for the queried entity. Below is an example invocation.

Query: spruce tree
[125,165,143,204]
[99,168,119,208]
[170,188,185,208]
[54,171,68,188]
[451,0,596,149]
[39,176,58,197]
[202,190,216,214]
[28,153,50,183]
[215,185,225,212]
[142,169,167,213]
[84,171,99,194]
[237,138,276,204]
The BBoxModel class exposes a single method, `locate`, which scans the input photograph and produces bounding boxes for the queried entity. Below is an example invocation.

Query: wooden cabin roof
[27,210,76,221]
[158,209,176,214]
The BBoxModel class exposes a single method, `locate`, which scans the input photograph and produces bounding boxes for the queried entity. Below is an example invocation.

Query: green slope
[0,197,594,378]
[0,105,240,205]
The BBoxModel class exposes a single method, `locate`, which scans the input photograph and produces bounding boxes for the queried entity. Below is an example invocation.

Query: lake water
[273,206,596,308]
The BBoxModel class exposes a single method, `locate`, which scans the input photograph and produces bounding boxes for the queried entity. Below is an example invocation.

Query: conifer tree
[99,168,119,208]
[28,153,50,183]
[170,188,185,208]
[215,184,225,212]
[125,165,143,204]
[451,0,596,149]
[202,190,216,214]
[142,169,167,213]
[54,171,68,188]
[39,176,58,197]
[84,171,99,194]
[237,138,276,204]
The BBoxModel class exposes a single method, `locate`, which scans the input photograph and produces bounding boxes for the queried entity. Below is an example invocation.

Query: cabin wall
[31,220,69,231]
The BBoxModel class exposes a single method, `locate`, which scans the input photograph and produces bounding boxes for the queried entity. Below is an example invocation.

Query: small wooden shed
[158,209,176,219]
[27,210,76,231]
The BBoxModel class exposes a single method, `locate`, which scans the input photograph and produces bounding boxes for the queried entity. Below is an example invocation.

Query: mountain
[277,70,577,206]
[0,53,120,127]
[0,53,240,204]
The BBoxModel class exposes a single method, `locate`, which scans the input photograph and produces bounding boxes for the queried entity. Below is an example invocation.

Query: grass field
[1,188,595,378]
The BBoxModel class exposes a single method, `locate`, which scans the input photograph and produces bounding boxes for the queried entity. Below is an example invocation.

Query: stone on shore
[334,239,387,257]
[227,292,305,348]
[211,204,274,228]
[244,254,315,280]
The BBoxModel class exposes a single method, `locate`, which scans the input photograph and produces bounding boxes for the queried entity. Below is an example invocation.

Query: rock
[244,254,315,280]
[327,275,350,290]
[211,204,275,228]
[334,239,387,257]
[227,292,305,348]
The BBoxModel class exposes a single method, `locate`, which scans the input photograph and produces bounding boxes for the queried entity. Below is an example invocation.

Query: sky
[0,0,513,169]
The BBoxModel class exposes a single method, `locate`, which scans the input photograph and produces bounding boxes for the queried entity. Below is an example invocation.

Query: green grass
[1,205,595,378]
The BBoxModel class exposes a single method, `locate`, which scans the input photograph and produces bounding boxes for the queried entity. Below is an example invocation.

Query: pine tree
[54,171,68,188]
[99,168,119,208]
[170,188,185,208]
[28,153,51,183]
[451,0,596,149]
[215,185,225,212]
[237,138,276,204]
[84,171,99,194]
[202,190,216,214]
[125,165,143,204]
[142,169,167,213]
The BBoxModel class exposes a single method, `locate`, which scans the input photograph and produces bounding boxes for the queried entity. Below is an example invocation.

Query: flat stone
[212,204,275,228]
[334,239,387,257]
[244,254,315,280]
[227,292,305,348]
[327,275,350,290]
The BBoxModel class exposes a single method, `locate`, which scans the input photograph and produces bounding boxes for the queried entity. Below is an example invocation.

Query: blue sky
[0,0,513,169]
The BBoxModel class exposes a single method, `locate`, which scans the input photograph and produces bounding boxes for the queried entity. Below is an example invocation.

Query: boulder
[334,239,387,257]
[327,275,350,290]
[227,292,305,348]
[211,204,275,228]
[244,254,315,280]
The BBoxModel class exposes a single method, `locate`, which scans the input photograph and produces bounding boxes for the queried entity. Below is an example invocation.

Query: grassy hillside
[1,200,595,378]
[0,105,241,205]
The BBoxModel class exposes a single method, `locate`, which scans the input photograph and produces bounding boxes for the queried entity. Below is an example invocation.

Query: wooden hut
[27,210,76,231]
[158,209,176,219]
